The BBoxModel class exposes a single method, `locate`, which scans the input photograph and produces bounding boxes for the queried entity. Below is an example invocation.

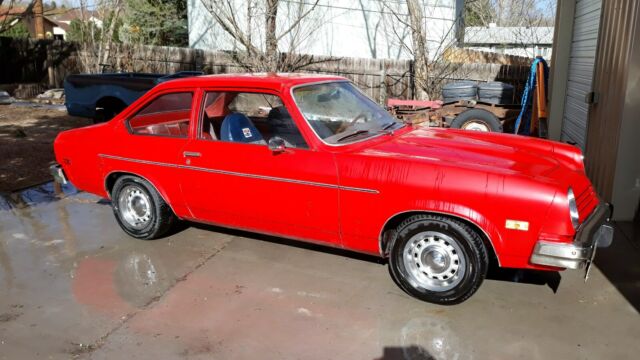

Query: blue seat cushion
[220,113,265,144]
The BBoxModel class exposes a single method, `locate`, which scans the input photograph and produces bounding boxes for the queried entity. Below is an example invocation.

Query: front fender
[379,201,504,265]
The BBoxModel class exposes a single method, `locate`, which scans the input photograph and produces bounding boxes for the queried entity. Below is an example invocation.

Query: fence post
[379,64,387,105]
[46,42,55,88]
[195,49,204,72]
[408,60,416,100]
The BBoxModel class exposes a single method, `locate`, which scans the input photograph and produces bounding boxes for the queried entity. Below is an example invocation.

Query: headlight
[568,188,580,229]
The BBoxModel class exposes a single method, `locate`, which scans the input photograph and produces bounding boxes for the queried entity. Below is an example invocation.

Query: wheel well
[104,171,179,219]
[105,172,128,197]
[379,211,499,265]
[96,96,126,111]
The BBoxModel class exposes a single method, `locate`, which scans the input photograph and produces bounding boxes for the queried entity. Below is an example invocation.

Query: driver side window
[199,91,308,149]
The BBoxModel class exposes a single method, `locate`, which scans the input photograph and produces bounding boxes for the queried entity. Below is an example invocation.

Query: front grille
[576,185,598,223]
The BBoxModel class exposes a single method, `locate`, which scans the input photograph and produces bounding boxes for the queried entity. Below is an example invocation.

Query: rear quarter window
[128,92,193,138]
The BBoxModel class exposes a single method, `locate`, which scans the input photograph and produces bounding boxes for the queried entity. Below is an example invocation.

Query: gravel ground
[0,104,92,193]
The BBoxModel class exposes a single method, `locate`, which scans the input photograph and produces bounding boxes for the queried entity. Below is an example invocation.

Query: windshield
[292,81,402,144]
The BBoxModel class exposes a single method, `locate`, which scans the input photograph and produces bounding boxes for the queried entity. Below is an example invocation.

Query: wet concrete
[0,193,638,359]
[0,181,79,211]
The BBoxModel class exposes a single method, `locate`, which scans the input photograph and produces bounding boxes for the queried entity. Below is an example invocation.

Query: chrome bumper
[530,202,613,270]
[49,163,68,184]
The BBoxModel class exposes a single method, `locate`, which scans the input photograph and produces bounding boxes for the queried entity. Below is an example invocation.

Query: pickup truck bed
[64,71,202,122]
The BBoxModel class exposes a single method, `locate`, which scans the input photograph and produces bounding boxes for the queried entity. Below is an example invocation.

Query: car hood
[358,127,571,178]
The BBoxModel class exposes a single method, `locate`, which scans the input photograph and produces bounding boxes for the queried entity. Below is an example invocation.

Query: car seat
[267,106,307,148]
[220,113,266,145]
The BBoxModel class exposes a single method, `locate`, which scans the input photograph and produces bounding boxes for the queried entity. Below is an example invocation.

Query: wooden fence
[0,38,531,102]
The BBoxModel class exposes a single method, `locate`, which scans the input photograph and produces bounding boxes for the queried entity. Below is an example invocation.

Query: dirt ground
[0,104,92,193]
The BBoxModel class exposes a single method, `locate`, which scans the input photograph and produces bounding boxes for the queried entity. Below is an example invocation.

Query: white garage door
[561,0,603,150]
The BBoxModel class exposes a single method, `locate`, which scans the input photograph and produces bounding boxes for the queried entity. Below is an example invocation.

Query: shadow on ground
[375,346,435,360]
[595,221,640,313]
[189,222,386,265]
[486,266,561,293]
[189,221,561,293]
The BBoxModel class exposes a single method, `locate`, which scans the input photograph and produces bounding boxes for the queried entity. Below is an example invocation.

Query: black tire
[450,108,502,132]
[388,214,488,305]
[111,175,176,240]
[478,81,514,104]
[442,80,478,103]
[94,99,126,123]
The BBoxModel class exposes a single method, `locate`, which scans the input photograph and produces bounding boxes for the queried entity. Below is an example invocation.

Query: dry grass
[0,105,92,193]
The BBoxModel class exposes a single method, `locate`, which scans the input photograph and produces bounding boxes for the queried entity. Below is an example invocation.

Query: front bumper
[49,163,68,184]
[530,202,614,270]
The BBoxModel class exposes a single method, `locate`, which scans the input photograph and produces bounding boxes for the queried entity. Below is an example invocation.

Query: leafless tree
[72,0,124,73]
[356,0,410,60]
[465,0,556,57]
[493,0,555,26]
[0,0,20,33]
[381,0,465,100]
[199,0,331,72]
[405,0,429,99]
[357,0,381,59]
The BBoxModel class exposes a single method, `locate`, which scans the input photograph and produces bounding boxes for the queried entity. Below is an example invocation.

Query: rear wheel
[94,98,126,123]
[111,176,176,240]
[450,109,502,132]
[388,214,488,305]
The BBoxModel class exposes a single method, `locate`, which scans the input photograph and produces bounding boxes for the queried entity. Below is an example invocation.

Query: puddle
[0,181,79,211]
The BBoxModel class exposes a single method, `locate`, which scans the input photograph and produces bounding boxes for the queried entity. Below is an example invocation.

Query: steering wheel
[337,112,367,133]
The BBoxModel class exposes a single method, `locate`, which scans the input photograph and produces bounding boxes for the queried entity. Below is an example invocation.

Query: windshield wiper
[377,121,404,135]
[381,122,396,130]
[336,129,370,143]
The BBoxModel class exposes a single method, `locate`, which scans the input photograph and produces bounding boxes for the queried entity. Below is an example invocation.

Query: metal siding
[584,0,640,201]
[561,0,603,150]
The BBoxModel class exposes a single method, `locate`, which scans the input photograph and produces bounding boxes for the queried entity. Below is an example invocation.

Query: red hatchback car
[52,73,613,304]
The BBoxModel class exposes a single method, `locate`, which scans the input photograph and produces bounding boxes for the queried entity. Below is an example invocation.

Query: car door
[100,90,196,218]
[179,88,340,245]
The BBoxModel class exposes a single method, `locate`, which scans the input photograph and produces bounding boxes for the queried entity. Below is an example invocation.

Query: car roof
[158,72,347,91]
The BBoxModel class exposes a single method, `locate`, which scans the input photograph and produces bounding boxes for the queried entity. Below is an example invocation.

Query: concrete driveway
[0,191,639,359]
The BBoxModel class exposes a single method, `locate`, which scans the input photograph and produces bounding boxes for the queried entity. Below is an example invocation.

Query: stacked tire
[477,82,514,104]
[442,81,477,103]
[443,81,513,133]
[442,81,514,105]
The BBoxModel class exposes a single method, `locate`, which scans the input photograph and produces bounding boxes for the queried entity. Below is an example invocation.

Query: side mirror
[268,137,286,153]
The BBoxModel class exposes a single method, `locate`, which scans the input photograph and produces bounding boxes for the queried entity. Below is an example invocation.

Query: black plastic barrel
[478,81,514,104]
[442,81,478,103]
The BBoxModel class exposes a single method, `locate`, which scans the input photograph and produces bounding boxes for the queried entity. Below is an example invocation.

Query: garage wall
[587,0,640,220]
[560,0,602,150]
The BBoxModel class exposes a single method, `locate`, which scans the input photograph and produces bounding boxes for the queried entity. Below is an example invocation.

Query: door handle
[183,151,201,158]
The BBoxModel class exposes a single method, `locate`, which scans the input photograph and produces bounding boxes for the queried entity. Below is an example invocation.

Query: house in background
[48,9,103,41]
[463,25,554,58]
[0,5,66,40]
[187,0,465,60]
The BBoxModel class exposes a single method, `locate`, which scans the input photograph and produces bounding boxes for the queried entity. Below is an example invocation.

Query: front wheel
[388,214,488,305]
[111,176,176,240]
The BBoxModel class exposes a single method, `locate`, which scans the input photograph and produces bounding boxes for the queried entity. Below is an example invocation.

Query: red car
[52,74,613,304]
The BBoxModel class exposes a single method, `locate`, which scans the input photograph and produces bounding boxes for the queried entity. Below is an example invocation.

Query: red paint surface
[54,73,599,270]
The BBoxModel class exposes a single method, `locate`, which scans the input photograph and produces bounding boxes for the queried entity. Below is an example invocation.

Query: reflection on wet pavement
[0,191,639,359]
[0,191,231,359]
[0,181,79,210]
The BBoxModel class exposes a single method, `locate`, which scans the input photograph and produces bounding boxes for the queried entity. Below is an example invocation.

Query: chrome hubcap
[462,120,490,132]
[403,231,466,291]
[118,185,151,229]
